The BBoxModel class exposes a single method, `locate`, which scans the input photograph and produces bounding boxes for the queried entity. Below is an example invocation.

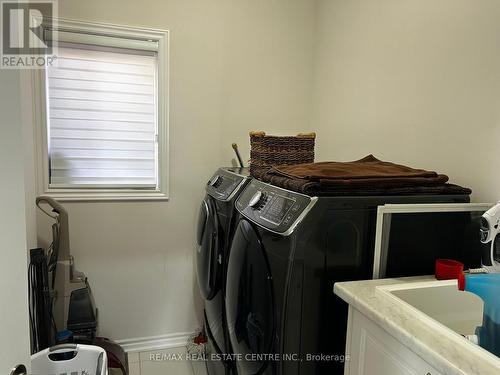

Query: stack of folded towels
[252,155,471,196]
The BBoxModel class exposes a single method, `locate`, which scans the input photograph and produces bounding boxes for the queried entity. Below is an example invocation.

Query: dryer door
[196,196,221,300]
[226,219,275,375]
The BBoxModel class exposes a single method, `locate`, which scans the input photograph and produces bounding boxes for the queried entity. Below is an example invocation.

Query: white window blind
[46,44,158,188]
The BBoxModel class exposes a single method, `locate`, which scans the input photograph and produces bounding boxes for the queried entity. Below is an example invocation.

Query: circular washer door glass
[195,196,221,300]
[226,219,274,374]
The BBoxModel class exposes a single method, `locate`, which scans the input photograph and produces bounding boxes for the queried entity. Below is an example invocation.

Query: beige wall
[312,0,500,202]
[36,0,316,341]
[217,0,316,163]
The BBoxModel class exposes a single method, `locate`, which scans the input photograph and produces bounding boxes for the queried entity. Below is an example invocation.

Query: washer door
[226,219,275,375]
[196,196,221,300]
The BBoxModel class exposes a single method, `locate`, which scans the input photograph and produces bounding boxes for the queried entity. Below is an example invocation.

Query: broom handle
[232,143,244,168]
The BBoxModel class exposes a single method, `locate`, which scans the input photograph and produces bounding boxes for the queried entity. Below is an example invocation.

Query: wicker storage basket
[249,131,316,175]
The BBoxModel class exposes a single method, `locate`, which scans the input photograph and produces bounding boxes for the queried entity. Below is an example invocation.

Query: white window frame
[30,18,169,201]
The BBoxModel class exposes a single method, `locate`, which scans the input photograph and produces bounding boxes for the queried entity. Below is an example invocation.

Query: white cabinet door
[0,70,31,374]
[345,307,442,375]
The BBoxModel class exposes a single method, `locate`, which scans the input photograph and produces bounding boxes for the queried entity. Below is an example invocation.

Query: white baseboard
[116,331,193,353]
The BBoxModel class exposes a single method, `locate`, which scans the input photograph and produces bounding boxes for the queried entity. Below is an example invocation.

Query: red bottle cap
[193,332,207,345]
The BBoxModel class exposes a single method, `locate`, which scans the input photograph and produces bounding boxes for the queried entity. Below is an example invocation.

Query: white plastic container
[31,344,108,375]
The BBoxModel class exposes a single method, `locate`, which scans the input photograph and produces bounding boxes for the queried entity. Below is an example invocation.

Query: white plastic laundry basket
[31,344,108,375]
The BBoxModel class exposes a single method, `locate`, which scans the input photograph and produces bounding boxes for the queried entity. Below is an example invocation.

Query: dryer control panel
[236,179,316,235]
[206,168,249,202]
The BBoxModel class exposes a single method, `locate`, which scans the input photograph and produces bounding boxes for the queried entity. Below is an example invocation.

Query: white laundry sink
[377,279,484,338]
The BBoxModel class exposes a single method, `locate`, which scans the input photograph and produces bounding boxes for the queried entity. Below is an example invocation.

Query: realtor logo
[1,0,57,68]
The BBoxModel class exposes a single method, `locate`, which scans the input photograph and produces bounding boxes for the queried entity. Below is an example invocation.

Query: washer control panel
[236,179,314,235]
[206,168,249,201]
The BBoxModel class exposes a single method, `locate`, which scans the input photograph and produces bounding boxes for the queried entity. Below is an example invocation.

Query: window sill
[38,190,169,202]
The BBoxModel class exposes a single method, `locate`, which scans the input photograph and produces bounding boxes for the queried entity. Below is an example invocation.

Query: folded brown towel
[251,155,471,196]
[270,155,449,189]
[272,154,444,180]
[252,166,471,196]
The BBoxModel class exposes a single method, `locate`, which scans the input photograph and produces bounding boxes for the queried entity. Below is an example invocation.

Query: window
[33,20,169,200]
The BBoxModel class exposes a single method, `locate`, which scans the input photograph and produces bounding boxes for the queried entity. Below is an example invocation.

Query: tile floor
[128,346,206,375]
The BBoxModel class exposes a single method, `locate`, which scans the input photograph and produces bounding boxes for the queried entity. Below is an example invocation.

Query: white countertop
[334,276,500,375]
